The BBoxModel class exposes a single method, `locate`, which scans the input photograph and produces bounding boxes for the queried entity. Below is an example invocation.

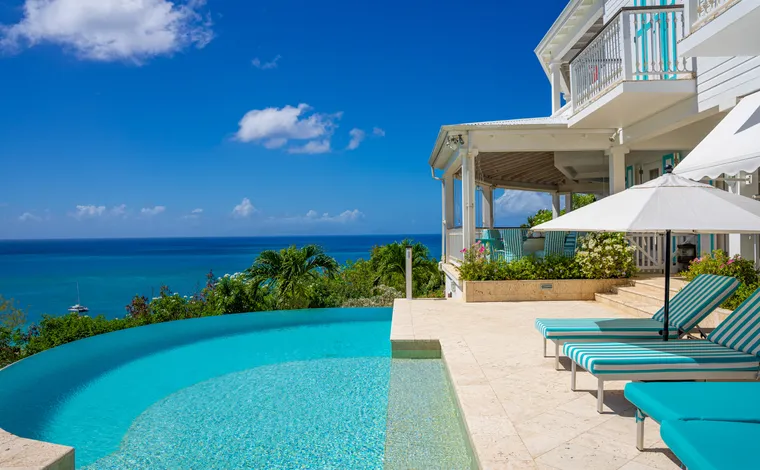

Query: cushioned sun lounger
[624,382,760,450]
[535,274,739,369]
[660,420,760,470]
[564,286,760,413]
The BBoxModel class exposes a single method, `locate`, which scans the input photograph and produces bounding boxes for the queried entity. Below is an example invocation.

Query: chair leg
[554,342,560,370]
[571,361,577,391]
[543,338,547,358]
[636,409,646,451]
[597,379,604,413]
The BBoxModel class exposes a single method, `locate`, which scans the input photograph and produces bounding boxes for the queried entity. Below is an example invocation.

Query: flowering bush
[457,241,501,281]
[683,250,759,309]
[458,245,584,281]
[575,232,637,279]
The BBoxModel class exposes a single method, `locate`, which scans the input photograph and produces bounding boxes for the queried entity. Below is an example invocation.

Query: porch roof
[460,151,568,190]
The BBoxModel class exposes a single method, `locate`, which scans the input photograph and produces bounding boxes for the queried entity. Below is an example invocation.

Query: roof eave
[534,0,587,77]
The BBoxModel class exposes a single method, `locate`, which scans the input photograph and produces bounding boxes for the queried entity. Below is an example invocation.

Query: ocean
[0,235,440,323]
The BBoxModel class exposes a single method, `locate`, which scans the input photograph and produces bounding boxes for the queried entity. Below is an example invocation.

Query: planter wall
[462,279,633,303]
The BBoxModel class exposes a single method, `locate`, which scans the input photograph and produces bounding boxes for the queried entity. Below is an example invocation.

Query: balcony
[680,0,760,57]
[568,5,695,129]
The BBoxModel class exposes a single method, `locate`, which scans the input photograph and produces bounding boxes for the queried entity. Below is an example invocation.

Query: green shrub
[683,250,759,309]
[575,232,637,279]
[458,246,586,281]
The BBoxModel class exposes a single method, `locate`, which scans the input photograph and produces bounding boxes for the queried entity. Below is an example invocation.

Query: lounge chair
[660,420,759,470]
[624,381,760,450]
[565,286,760,413]
[535,274,739,369]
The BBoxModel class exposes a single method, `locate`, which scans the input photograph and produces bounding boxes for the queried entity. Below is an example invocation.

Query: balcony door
[634,0,680,81]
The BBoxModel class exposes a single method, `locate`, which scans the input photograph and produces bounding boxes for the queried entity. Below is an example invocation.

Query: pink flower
[479,246,485,253]
[460,248,467,253]
[728,259,735,265]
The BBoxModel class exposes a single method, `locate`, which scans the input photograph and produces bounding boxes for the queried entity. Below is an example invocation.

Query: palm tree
[371,239,439,294]
[246,245,338,310]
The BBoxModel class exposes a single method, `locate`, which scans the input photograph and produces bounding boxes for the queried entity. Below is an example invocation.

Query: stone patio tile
[514,409,612,457]
[535,442,629,470]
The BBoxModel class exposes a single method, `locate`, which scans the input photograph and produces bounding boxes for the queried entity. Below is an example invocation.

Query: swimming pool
[0,308,473,468]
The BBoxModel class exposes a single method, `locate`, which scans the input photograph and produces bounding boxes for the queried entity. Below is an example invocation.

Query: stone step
[633,277,687,295]
[594,292,659,319]
[610,286,665,307]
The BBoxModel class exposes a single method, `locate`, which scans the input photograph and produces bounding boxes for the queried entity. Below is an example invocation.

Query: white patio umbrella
[533,167,760,340]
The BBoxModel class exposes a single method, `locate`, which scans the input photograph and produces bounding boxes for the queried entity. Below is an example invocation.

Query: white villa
[430,0,760,298]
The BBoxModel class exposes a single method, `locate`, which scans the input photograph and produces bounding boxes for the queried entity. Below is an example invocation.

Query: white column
[606,147,629,195]
[461,149,478,248]
[551,192,561,219]
[549,61,563,114]
[443,175,455,263]
[482,185,494,229]
[564,193,573,213]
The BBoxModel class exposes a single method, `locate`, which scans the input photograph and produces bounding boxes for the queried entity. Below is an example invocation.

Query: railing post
[405,245,413,300]
[620,13,634,81]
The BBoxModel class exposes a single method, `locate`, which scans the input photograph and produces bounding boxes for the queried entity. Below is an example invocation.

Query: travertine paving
[391,299,681,470]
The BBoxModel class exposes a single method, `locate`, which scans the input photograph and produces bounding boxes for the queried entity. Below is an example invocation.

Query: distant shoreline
[0,233,441,243]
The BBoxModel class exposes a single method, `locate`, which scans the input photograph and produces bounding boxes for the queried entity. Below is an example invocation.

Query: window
[649,168,660,181]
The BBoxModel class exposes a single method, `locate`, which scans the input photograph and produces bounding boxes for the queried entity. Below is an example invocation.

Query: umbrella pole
[663,230,671,342]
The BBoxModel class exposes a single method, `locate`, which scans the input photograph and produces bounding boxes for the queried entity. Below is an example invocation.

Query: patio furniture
[536,230,566,258]
[493,229,523,262]
[564,286,760,413]
[660,419,759,470]
[564,232,578,257]
[535,274,739,369]
[624,381,760,450]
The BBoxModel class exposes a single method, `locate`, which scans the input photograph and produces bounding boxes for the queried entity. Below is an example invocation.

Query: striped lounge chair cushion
[535,318,679,340]
[564,341,760,375]
[651,274,739,333]
[534,274,738,341]
[709,288,760,356]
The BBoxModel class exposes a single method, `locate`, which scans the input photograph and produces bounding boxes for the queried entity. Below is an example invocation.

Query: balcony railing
[693,0,737,29]
[571,6,694,111]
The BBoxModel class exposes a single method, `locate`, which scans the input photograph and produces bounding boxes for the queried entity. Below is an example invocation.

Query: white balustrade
[446,228,464,264]
[694,0,736,28]
[571,6,694,111]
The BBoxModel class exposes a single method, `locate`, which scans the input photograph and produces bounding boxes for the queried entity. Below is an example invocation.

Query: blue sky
[0,0,564,239]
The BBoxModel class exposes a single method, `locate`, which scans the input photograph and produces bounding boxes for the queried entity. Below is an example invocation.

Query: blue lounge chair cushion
[536,318,679,340]
[661,420,760,470]
[564,340,760,375]
[624,382,760,424]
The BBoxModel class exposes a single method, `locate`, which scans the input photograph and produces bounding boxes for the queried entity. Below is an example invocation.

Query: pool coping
[0,429,74,470]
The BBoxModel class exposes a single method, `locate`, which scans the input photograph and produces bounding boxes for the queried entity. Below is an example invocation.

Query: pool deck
[391,299,681,470]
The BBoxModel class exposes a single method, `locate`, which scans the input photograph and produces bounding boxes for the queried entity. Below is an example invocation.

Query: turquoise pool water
[0,308,473,469]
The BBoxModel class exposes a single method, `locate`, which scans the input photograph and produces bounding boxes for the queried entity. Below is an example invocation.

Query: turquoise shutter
[625,166,635,188]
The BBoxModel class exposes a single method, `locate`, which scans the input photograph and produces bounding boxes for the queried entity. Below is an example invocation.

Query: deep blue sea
[0,235,440,323]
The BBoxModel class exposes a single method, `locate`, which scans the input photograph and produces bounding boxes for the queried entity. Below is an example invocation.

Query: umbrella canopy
[533,171,760,234]
[674,90,760,180]
[533,168,760,341]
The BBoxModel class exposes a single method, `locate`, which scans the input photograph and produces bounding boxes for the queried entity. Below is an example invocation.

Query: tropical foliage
[683,250,759,309]
[458,233,634,281]
[523,193,597,228]
[0,240,443,368]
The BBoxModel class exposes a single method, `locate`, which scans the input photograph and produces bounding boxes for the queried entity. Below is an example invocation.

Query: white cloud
[191,208,203,214]
[301,209,363,223]
[287,139,331,155]
[373,127,385,137]
[111,204,127,217]
[252,54,280,70]
[141,205,166,216]
[0,0,213,63]
[18,212,41,222]
[235,103,340,153]
[74,204,106,219]
[494,190,551,216]
[347,128,365,150]
[232,198,256,218]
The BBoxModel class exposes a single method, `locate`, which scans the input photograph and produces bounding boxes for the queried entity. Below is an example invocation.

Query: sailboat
[68,282,89,313]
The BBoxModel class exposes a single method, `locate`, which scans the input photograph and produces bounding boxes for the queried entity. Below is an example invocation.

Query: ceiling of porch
[457,151,569,190]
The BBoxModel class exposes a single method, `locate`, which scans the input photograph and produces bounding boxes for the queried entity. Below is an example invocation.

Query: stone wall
[462,279,633,302]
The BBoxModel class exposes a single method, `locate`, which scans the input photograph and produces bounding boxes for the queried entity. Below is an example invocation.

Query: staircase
[595,276,731,329]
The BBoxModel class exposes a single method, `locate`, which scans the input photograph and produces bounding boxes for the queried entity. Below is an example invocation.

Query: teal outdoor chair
[494,229,523,262]
[660,420,759,470]
[564,232,578,257]
[536,231,567,258]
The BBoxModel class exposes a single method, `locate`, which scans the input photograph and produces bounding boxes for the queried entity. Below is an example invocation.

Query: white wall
[697,56,760,112]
